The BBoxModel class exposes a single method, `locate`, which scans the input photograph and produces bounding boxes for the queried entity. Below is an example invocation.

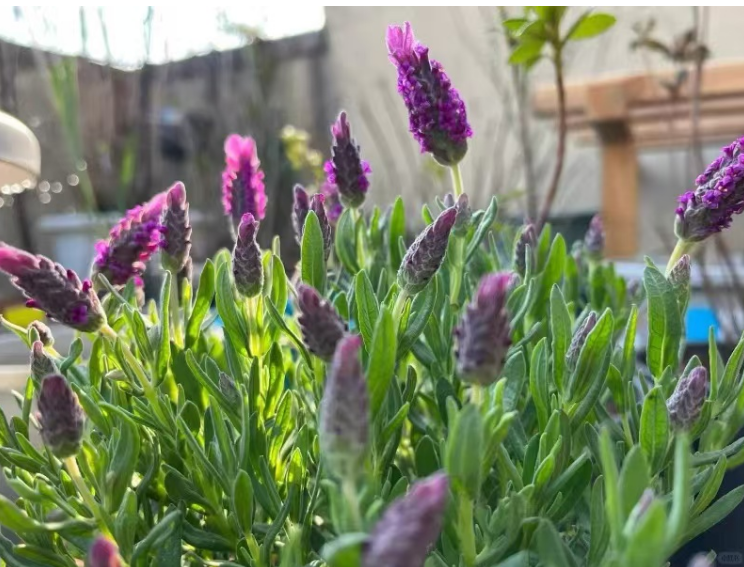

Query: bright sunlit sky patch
[0,6,326,68]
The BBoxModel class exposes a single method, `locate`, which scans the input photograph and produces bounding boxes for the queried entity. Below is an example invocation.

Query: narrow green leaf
[367,306,397,416]
[157,271,171,381]
[388,197,405,270]
[644,264,682,379]
[445,404,483,499]
[354,271,379,349]
[599,429,623,547]
[301,210,326,293]
[684,485,744,544]
[186,259,215,348]
[529,338,550,430]
[567,309,613,403]
[550,285,571,393]
[465,196,498,263]
[666,434,691,548]
[335,209,360,274]
[691,457,727,517]
[588,477,609,566]
[639,386,670,474]
[618,446,650,520]
[621,304,638,382]
[533,518,574,567]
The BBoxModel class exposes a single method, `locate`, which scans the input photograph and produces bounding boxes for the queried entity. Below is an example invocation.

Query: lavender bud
[398,207,457,294]
[232,213,263,298]
[566,312,598,372]
[676,137,744,242]
[363,472,448,567]
[29,320,53,347]
[297,284,346,361]
[87,536,122,567]
[320,335,368,479]
[513,222,537,277]
[219,372,240,406]
[160,181,192,273]
[292,185,310,245]
[668,254,691,288]
[0,243,105,333]
[455,272,514,386]
[667,367,709,429]
[443,193,471,236]
[321,182,344,226]
[584,214,605,259]
[37,375,85,458]
[310,193,333,261]
[387,22,472,166]
[31,340,58,383]
[324,112,371,209]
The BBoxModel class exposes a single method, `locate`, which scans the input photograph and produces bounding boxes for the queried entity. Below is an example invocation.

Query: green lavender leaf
[640,386,670,474]
[388,196,405,270]
[354,271,379,349]
[301,210,326,293]
[644,262,682,379]
[367,306,397,416]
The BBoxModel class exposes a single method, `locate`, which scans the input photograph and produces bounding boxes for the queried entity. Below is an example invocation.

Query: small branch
[538,48,567,229]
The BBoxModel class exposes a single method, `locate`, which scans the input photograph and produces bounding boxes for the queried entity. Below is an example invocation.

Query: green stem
[65,456,114,537]
[450,163,464,197]
[341,477,363,532]
[666,239,696,276]
[457,496,477,567]
[169,272,182,348]
[471,385,484,407]
[246,296,261,357]
[392,289,410,329]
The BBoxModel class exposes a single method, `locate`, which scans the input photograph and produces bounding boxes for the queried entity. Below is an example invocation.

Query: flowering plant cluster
[0,18,741,567]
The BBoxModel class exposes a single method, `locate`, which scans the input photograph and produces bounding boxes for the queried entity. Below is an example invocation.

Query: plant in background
[0,11,743,567]
[502,7,616,227]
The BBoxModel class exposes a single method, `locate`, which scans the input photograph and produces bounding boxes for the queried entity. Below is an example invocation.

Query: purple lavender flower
[363,472,448,567]
[222,134,267,234]
[584,214,604,259]
[232,213,263,298]
[667,366,708,429]
[93,192,166,287]
[676,137,744,241]
[387,22,472,166]
[514,221,537,277]
[292,185,310,245]
[320,335,369,479]
[87,537,122,567]
[0,243,105,332]
[310,193,333,261]
[37,375,85,458]
[324,112,371,208]
[30,340,57,383]
[159,181,192,273]
[455,272,514,386]
[398,207,457,294]
[566,312,598,373]
[321,181,344,226]
[297,283,346,361]
[443,192,471,236]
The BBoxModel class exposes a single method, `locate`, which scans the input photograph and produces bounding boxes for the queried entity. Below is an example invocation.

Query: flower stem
[666,239,696,276]
[392,289,410,329]
[471,385,484,407]
[64,456,113,537]
[457,496,477,567]
[450,163,464,197]
[169,272,182,348]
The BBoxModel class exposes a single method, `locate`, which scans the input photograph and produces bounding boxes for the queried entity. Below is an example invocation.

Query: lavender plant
[0,14,742,567]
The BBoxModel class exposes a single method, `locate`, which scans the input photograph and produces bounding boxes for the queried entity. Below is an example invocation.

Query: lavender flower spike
[667,366,709,429]
[513,221,537,277]
[233,213,263,298]
[31,340,58,383]
[444,192,471,236]
[0,243,105,332]
[297,283,346,361]
[29,320,53,347]
[324,111,371,208]
[310,193,333,260]
[398,207,457,294]
[455,272,515,386]
[363,472,449,567]
[87,536,122,567]
[321,181,344,226]
[292,185,310,245]
[160,181,192,273]
[37,375,85,458]
[222,134,267,234]
[387,22,472,165]
[676,137,744,242]
[584,214,605,259]
[93,192,166,287]
[320,335,369,479]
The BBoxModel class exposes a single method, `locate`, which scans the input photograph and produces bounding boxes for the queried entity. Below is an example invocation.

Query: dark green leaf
[644,263,682,379]
[186,259,215,349]
[301,211,326,293]
[465,197,498,263]
[639,386,669,474]
[389,197,405,270]
[335,209,360,274]
[445,404,483,499]
[354,271,379,349]
[550,285,571,393]
[684,485,744,543]
[529,338,550,430]
[367,306,397,416]
[619,446,650,520]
